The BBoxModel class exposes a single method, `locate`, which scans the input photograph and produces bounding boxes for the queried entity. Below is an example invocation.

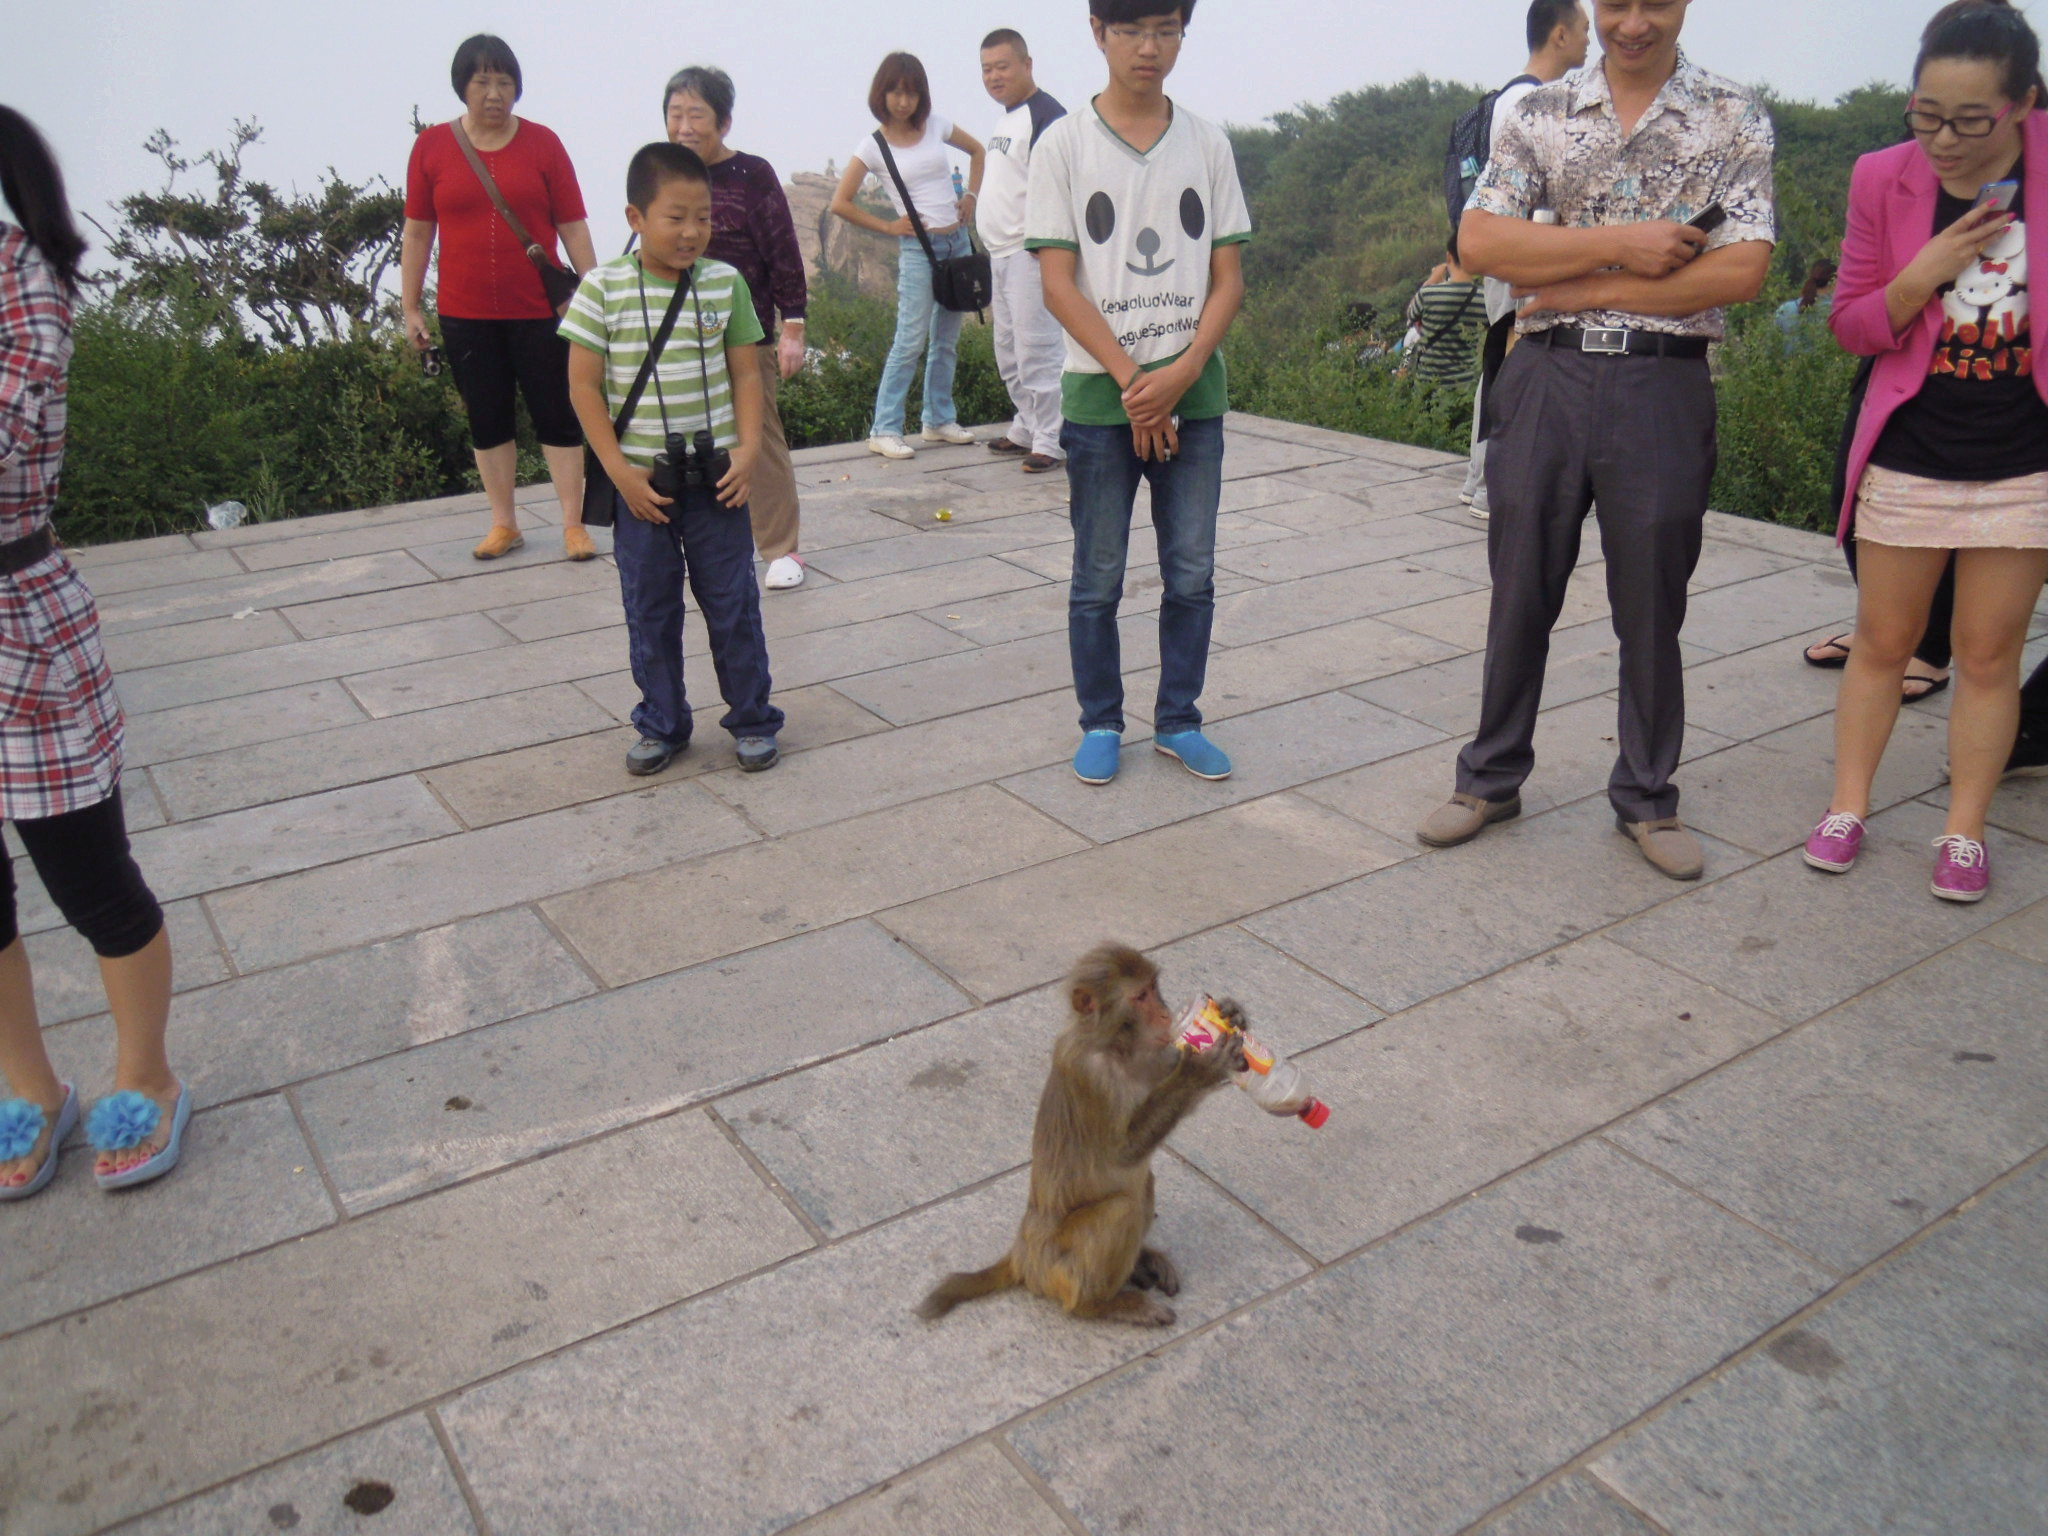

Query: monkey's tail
[916,1256,1019,1321]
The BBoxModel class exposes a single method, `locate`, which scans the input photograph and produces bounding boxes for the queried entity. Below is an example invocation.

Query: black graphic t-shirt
[1872,165,2048,482]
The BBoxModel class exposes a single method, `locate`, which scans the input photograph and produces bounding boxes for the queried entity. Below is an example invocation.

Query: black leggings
[439,314,582,451]
[1,791,164,958]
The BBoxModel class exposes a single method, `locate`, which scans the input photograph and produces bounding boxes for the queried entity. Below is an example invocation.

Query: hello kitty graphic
[1936,218,2033,381]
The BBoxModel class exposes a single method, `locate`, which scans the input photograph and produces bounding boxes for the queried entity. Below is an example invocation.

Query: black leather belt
[1537,326,1711,359]
[0,526,54,575]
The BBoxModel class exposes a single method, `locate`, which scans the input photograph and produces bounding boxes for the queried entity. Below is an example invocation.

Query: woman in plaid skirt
[0,109,188,1201]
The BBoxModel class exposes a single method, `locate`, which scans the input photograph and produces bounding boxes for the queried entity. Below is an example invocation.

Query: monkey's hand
[1188,1032,1245,1086]
[1213,996,1250,1035]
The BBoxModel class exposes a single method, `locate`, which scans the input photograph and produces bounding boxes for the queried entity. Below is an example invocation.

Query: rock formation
[786,168,901,302]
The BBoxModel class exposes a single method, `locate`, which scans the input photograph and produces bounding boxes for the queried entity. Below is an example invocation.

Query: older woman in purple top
[665,66,810,590]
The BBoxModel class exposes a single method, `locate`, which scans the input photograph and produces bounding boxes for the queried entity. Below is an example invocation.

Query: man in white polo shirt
[979,28,1069,474]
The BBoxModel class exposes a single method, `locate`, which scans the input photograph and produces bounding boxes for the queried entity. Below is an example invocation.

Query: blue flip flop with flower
[86,1084,191,1191]
[0,1083,79,1202]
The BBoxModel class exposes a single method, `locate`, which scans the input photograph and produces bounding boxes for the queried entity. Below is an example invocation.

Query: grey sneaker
[736,737,779,772]
[1418,792,1521,847]
[627,737,680,776]
[1615,814,1704,880]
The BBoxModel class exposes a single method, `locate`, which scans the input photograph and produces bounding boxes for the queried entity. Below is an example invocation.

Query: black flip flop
[1803,633,1853,669]
[1902,672,1951,704]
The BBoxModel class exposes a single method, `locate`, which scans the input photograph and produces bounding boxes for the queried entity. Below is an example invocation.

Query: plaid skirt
[0,546,123,822]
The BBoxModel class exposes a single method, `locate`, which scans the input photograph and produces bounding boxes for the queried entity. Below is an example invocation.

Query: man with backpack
[1447,0,1590,519]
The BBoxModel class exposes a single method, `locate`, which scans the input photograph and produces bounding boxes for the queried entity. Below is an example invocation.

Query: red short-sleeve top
[405,119,587,320]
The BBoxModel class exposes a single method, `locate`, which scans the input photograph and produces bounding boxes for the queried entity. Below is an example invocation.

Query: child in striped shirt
[563,142,783,775]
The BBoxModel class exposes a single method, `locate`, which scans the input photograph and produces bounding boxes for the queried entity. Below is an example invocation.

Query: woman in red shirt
[401,34,598,561]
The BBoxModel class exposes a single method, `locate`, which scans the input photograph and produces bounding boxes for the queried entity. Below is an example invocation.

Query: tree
[93,120,404,346]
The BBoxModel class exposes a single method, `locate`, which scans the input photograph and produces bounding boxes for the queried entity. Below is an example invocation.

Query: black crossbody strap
[872,130,943,266]
[1421,283,1481,354]
[615,264,694,442]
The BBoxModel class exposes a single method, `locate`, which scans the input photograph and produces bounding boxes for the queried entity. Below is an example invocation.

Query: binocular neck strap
[635,261,698,440]
[692,289,718,440]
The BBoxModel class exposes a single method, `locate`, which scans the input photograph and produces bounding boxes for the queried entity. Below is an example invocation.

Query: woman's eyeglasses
[1903,102,2014,139]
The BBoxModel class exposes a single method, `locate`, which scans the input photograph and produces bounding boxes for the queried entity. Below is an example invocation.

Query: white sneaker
[920,423,976,445]
[1467,498,1490,522]
[867,434,916,460]
[764,555,805,590]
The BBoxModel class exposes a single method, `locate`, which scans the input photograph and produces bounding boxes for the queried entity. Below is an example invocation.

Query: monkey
[917,943,1246,1328]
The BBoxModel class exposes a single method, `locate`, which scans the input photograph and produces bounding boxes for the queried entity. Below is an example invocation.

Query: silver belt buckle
[1580,327,1630,355]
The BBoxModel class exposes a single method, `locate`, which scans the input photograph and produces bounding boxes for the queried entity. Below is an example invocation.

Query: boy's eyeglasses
[1903,102,2013,139]
[1105,24,1185,45]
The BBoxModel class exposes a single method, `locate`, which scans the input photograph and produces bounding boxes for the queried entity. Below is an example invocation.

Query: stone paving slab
[1606,943,2048,1273]
[883,793,1412,1000]
[106,1416,481,1536]
[1612,798,2048,1023]
[292,921,969,1212]
[206,778,756,971]
[0,1095,332,1336]
[0,1111,810,1536]
[436,1161,1308,1536]
[1008,1139,1828,1536]
[1591,1157,2048,1536]
[1172,936,1782,1260]
[41,909,596,1107]
[19,416,2043,1535]
[543,785,1085,987]
[1248,795,1757,1016]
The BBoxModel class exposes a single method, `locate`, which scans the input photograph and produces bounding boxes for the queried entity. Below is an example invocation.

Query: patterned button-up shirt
[1469,49,1777,339]
[0,221,125,821]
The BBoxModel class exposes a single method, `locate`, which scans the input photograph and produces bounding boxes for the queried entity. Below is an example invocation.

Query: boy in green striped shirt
[564,142,783,775]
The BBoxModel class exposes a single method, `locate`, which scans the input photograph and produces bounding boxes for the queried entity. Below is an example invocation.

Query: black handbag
[871,130,993,316]
[579,268,694,529]
[451,120,583,315]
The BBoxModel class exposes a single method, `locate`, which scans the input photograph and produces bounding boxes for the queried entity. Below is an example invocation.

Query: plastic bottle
[1174,996,1330,1130]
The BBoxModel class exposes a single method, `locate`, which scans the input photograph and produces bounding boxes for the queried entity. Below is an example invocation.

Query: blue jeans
[1062,415,1225,736]
[871,229,970,436]
[613,488,784,745]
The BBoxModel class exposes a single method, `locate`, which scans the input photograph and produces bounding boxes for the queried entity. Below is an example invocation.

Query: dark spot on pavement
[1738,936,1776,953]
[909,1060,977,1091]
[1679,1012,1692,1021]
[444,1096,473,1111]
[1515,1225,1565,1245]
[1953,1051,1996,1064]
[1890,1197,1927,1212]
[342,1481,396,1516]
[491,1321,534,1344]
[267,1504,301,1530]
[1768,1329,1845,1379]
[524,1280,550,1301]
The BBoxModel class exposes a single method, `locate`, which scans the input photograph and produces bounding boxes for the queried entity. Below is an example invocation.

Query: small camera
[650,430,733,499]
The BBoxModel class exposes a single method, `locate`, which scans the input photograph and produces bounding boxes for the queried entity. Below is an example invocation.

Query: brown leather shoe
[987,436,1029,455]
[1616,814,1704,880]
[1418,791,1521,848]
[472,525,525,560]
[1021,453,1060,473]
[563,525,597,562]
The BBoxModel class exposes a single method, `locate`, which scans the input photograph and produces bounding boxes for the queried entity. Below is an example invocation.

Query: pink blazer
[1830,113,2048,541]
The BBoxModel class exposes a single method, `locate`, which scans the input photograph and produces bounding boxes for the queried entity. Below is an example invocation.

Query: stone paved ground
[3,415,2045,1536]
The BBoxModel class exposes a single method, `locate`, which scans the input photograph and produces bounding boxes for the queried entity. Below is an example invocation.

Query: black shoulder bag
[871,129,993,316]
[580,266,693,529]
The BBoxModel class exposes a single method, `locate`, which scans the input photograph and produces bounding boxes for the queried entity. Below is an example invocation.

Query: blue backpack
[1444,76,1540,234]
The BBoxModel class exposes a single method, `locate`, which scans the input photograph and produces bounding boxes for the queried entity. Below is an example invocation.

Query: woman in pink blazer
[1807,0,2048,903]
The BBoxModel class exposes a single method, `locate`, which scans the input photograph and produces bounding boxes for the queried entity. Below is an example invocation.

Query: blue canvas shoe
[1154,730,1232,781]
[1073,730,1123,785]
[0,1084,78,1202]
[87,1084,192,1192]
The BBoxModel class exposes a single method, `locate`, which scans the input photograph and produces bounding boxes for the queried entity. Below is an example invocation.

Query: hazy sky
[10,0,1927,261]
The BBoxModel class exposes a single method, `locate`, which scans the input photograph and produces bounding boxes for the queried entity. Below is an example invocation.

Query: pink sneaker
[1803,811,1866,873]
[1930,834,1990,903]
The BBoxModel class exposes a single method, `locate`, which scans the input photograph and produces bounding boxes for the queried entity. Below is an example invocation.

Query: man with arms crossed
[979,29,1068,474]
[1462,0,1591,519]
[1420,0,1775,879]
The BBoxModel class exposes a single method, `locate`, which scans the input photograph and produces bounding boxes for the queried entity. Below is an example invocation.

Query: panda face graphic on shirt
[1084,186,1208,279]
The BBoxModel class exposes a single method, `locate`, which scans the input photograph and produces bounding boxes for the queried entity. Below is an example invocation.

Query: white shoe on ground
[921,423,976,445]
[867,434,916,460]
[764,556,805,590]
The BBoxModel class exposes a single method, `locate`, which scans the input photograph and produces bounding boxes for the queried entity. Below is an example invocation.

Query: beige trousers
[749,345,801,561]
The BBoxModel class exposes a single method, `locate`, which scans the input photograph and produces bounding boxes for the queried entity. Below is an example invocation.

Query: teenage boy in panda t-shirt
[1027,0,1251,787]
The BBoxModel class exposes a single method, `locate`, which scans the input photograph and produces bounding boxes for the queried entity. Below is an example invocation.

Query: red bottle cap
[1298,1098,1331,1129]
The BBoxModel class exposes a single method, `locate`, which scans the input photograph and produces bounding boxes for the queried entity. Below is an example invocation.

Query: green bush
[1224,306,1476,455]
[1709,304,1859,532]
